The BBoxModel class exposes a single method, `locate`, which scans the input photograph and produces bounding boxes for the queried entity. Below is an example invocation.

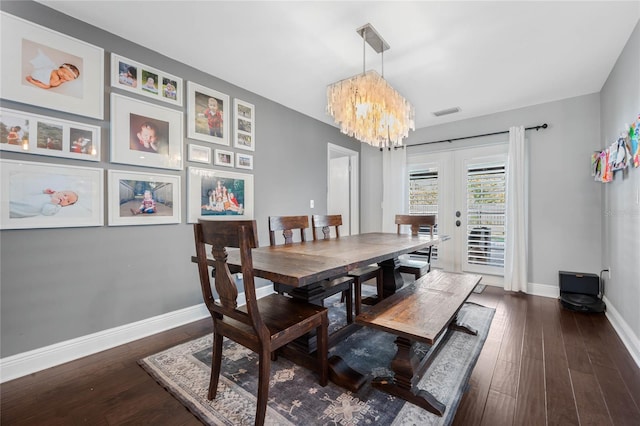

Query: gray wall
[361,22,639,347]
[0,1,359,358]
[600,21,640,342]
[363,93,603,288]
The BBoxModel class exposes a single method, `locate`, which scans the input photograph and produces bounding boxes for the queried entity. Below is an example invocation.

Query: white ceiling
[38,1,639,130]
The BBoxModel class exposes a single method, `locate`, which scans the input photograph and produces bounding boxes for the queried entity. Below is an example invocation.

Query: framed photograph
[111,53,183,107]
[107,170,181,226]
[0,12,104,119]
[214,149,234,167]
[233,99,255,151]
[235,152,254,170]
[0,159,103,230]
[188,144,211,164]
[187,81,230,146]
[110,93,183,170]
[187,167,253,223]
[1,107,101,161]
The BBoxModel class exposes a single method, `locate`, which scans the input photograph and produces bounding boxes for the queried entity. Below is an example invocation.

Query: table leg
[371,336,446,416]
[379,257,404,298]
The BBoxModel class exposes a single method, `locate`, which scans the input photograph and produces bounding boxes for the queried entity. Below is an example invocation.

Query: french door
[407,144,508,282]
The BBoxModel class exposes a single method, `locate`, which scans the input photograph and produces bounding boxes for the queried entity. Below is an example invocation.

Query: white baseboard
[527,281,560,299]
[0,286,274,383]
[602,295,640,368]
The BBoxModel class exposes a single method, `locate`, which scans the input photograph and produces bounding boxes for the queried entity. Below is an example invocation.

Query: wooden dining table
[220,232,441,297]
[193,231,442,391]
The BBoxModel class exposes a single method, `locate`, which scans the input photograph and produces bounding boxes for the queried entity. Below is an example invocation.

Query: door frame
[406,143,507,285]
[327,143,360,235]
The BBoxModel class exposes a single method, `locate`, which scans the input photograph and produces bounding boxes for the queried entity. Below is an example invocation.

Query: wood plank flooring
[2,286,639,425]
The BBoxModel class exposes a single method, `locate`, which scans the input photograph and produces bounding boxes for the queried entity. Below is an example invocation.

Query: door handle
[456,220,461,227]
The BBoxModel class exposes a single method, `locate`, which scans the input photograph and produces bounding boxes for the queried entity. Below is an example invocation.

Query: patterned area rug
[139,294,494,426]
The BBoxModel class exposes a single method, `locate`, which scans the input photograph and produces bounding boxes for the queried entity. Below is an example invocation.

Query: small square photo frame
[235,152,254,170]
[111,53,183,107]
[0,159,104,230]
[1,107,101,161]
[108,169,181,226]
[187,167,253,223]
[1,12,104,119]
[187,81,230,146]
[214,149,234,167]
[233,99,255,151]
[188,144,211,164]
[110,93,183,170]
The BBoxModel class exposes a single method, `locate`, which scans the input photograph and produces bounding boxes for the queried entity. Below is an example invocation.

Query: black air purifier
[559,271,606,313]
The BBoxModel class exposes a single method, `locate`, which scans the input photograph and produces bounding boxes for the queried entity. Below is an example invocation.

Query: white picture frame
[187,81,230,146]
[188,144,212,164]
[0,159,104,230]
[1,107,101,162]
[110,93,183,170]
[107,169,181,226]
[111,53,183,107]
[235,152,254,170]
[233,99,255,151]
[0,12,104,119]
[214,148,234,167]
[187,167,254,223]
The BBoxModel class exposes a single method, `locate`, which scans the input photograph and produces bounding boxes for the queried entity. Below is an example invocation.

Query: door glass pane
[408,168,439,261]
[466,163,505,269]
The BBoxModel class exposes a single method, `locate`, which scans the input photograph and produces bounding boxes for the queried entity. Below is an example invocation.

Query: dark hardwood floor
[2,286,639,425]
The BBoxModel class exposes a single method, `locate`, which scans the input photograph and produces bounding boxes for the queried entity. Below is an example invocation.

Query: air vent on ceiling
[432,107,461,117]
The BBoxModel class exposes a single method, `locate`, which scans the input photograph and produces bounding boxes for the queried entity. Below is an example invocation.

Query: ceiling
[38,1,639,130]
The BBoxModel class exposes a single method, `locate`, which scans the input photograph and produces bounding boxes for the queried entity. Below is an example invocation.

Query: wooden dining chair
[194,219,328,426]
[268,215,355,323]
[311,214,384,317]
[395,214,436,280]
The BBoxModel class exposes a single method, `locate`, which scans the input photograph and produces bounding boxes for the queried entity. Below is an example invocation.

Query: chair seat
[398,258,430,279]
[217,294,328,351]
[349,264,380,281]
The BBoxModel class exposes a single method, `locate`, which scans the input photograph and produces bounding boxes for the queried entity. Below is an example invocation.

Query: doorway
[327,143,359,235]
[407,144,507,284]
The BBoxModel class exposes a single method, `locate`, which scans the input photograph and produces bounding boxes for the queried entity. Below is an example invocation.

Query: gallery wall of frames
[0,11,256,230]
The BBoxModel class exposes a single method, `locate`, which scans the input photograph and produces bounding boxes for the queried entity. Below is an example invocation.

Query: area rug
[472,283,486,294]
[139,295,494,426]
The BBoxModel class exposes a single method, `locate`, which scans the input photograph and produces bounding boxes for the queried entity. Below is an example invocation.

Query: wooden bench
[355,270,482,416]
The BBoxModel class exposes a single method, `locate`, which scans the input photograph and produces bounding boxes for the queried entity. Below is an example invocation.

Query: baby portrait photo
[111,93,183,170]
[0,159,103,230]
[110,53,183,107]
[22,39,83,99]
[128,113,169,156]
[187,82,230,145]
[1,12,104,119]
[107,170,181,226]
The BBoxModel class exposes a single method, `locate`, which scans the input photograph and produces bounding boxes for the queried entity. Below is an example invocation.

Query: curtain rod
[381,123,548,150]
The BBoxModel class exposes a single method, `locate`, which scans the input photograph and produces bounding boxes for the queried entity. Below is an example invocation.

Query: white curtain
[381,147,407,233]
[504,126,528,292]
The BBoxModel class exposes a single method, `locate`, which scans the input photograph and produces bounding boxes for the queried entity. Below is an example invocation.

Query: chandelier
[327,23,415,149]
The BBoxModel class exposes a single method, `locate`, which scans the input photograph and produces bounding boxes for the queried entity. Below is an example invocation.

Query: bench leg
[371,336,446,416]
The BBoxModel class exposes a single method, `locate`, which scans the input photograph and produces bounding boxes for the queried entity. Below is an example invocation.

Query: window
[466,164,505,268]
[408,168,439,260]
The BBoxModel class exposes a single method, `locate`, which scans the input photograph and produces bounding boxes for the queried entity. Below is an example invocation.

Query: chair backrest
[395,214,436,238]
[268,215,309,246]
[194,219,268,338]
[311,214,342,240]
